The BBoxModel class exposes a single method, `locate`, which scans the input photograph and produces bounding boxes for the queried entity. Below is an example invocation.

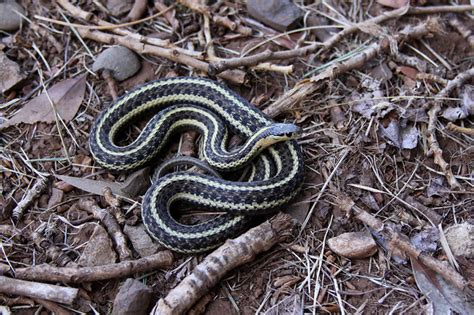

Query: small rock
[78,224,117,266]
[92,46,141,81]
[112,278,152,315]
[0,52,24,93]
[328,231,378,259]
[47,188,64,209]
[445,223,474,259]
[124,224,159,257]
[107,0,133,16]
[0,1,24,31]
[247,0,303,32]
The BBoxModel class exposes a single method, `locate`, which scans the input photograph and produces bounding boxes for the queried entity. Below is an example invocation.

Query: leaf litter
[0,1,473,314]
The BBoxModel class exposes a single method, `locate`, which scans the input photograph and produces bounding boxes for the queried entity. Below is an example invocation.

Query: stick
[334,193,470,292]
[76,28,245,84]
[151,212,295,315]
[7,251,173,283]
[264,18,440,117]
[0,276,78,305]
[12,176,49,222]
[77,199,132,261]
[426,68,474,189]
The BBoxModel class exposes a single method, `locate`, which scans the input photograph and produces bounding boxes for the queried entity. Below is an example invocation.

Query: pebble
[92,46,141,81]
[0,1,25,31]
[445,223,474,258]
[247,0,303,32]
[327,231,378,259]
[112,278,152,315]
[78,224,117,266]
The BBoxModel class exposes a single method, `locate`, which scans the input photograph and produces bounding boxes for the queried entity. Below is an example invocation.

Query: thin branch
[12,176,49,222]
[333,193,470,292]
[5,251,173,283]
[264,18,440,117]
[76,28,245,84]
[77,199,132,261]
[426,68,474,189]
[151,212,295,314]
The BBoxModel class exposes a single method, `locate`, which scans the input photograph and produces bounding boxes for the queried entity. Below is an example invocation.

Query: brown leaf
[55,174,128,198]
[1,75,86,129]
[55,167,149,198]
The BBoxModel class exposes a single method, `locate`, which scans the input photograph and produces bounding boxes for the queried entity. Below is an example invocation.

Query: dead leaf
[411,257,474,314]
[55,167,149,199]
[379,120,419,149]
[55,174,129,198]
[410,227,439,254]
[0,75,86,129]
[0,51,24,93]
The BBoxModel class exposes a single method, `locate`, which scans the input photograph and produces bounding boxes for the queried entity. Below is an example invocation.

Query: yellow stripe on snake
[89,77,305,253]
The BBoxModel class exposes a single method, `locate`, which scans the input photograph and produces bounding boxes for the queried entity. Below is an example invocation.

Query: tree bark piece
[0,276,78,305]
[151,212,295,315]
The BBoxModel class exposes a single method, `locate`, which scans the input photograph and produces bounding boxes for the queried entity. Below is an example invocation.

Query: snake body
[89,77,305,253]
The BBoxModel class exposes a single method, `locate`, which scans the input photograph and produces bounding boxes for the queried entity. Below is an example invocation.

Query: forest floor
[0,0,473,314]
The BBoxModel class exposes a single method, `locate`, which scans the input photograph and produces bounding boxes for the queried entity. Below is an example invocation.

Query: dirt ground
[0,0,473,314]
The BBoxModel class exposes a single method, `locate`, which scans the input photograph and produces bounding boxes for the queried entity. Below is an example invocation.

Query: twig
[77,199,132,261]
[447,14,474,50]
[209,43,320,75]
[7,251,173,283]
[75,28,245,84]
[0,276,78,305]
[321,5,474,53]
[426,68,474,189]
[57,0,201,58]
[407,4,474,14]
[333,193,470,292]
[31,231,78,267]
[102,70,119,100]
[151,212,295,315]
[12,176,49,222]
[446,122,474,136]
[177,0,251,35]
[264,18,440,117]
[33,298,71,315]
[43,1,173,30]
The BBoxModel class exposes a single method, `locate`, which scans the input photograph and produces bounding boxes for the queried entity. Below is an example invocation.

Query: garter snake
[89,76,305,253]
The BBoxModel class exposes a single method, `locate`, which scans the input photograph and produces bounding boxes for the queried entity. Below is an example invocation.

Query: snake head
[252,123,301,151]
[266,123,302,141]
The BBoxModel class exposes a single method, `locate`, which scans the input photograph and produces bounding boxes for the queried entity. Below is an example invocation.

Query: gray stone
[445,223,474,258]
[247,0,303,32]
[92,46,141,81]
[78,224,117,266]
[112,278,152,315]
[0,52,24,93]
[124,224,159,257]
[0,2,24,31]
